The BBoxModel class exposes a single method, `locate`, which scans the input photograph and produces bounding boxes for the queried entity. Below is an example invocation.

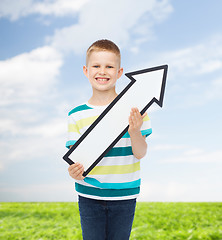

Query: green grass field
[0,202,222,240]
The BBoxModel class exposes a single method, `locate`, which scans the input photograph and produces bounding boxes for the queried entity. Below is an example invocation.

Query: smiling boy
[66,39,152,240]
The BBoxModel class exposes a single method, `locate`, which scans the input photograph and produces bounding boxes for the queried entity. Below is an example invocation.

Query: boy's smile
[95,77,110,84]
[83,50,123,92]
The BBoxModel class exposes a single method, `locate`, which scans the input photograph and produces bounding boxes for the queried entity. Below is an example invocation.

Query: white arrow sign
[63,64,168,176]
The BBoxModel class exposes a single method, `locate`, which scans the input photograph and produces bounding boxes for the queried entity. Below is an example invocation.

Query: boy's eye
[107,66,114,68]
[93,65,99,68]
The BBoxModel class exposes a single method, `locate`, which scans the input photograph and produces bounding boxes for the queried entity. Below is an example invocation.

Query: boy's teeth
[97,78,108,81]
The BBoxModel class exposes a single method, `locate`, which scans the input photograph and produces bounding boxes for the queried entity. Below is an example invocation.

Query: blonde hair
[86,39,121,66]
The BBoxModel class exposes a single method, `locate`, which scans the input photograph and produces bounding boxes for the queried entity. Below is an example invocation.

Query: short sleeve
[140,113,152,137]
[65,113,81,149]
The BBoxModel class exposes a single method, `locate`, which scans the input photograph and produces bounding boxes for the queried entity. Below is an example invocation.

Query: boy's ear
[83,65,88,77]
[117,67,123,79]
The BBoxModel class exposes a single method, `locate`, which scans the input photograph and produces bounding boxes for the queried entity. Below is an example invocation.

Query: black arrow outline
[63,64,168,176]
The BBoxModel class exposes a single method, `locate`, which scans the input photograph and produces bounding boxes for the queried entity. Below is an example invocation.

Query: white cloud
[50,0,173,54]
[2,178,222,202]
[161,149,222,163]
[0,0,31,21]
[32,0,90,17]
[24,118,66,138]
[149,144,222,164]
[139,180,222,202]
[205,77,222,100]
[0,181,77,201]
[139,181,188,201]
[0,46,63,106]
[0,111,68,169]
[0,113,66,138]
[138,34,222,107]
[0,131,67,174]
[152,144,186,151]
[0,0,90,21]
[153,35,222,79]
[0,45,66,170]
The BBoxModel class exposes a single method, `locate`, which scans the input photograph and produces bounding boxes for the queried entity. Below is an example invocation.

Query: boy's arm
[128,108,148,159]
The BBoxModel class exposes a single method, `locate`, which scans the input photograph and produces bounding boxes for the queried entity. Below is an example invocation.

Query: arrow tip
[156,64,168,107]
[125,64,168,108]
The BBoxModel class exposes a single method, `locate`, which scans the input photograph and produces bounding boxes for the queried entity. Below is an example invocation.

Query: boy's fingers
[75,165,85,179]
[75,165,84,174]
[75,169,83,178]
[68,162,85,180]
[142,112,147,119]
[128,116,132,124]
[131,115,136,126]
[77,170,85,180]
[133,110,142,122]
[129,111,135,122]
[71,169,84,180]
[132,107,142,118]
[69,163,84,174]
[69,162,82,168]
[130,107,144,127]
[68,164,77,172]
[134,110,141,118]
[131,107,137,113]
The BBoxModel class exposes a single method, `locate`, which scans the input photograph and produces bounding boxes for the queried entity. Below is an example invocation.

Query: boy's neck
[88,90,118,106]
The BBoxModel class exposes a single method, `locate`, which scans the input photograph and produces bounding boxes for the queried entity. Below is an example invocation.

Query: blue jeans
[78,195,136,240]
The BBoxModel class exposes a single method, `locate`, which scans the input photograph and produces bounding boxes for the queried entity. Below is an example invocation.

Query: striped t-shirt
[66,102,152,200]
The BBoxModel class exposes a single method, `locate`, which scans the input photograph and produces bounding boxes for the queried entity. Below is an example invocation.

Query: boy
[66,39,152,240]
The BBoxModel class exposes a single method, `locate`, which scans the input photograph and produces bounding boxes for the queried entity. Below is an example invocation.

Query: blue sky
[0,0,221,202]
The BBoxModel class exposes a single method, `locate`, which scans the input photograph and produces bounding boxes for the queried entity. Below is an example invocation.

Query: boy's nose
[99,67,106,75]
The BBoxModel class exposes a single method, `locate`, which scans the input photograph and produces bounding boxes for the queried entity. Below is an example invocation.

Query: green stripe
[68,104,93,116]
[84,177,141,189]
[75,183,140,197]
[105,146,133,157]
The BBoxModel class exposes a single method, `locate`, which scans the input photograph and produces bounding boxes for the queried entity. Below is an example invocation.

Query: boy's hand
[128,107,147,136]
[68,162,85,180]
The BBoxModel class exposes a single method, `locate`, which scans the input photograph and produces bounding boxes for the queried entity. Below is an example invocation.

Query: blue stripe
[122,128,152,138]
[68,104,93,116]
[142,128,152,137]
[66,130,151,149]
[84,177,141,189]
[122,132,130,138]
[66,140,77,149]
[105,146,133,157]
[75,183,140,197]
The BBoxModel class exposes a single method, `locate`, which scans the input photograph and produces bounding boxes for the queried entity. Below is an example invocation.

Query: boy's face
[83,50,123,93]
